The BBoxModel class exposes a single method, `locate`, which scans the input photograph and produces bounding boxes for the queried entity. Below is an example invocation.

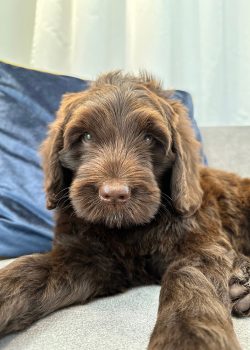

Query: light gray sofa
[0,126,249,350]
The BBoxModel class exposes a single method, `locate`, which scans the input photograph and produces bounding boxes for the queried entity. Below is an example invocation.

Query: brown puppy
[0,72,250,350]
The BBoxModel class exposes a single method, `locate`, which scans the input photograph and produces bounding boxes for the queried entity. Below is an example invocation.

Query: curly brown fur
[0,71,250,349]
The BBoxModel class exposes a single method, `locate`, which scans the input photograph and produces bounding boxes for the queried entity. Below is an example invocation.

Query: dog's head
[41,72,203,228]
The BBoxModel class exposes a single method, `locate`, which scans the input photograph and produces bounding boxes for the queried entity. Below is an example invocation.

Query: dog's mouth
[69,181,161,228]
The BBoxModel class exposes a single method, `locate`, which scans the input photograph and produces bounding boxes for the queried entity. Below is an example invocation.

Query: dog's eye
[82,132,92,142]
[144,134,154,144]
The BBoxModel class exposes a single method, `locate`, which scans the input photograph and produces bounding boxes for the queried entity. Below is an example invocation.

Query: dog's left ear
[162,97,203,216]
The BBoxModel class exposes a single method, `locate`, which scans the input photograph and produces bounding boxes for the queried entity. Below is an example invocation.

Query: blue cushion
[0,61,207,257]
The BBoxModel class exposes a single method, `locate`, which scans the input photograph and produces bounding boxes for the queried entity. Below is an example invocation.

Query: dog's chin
[71,199,160,229]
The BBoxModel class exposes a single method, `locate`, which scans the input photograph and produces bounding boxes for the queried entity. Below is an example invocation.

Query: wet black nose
[99,181,130,203]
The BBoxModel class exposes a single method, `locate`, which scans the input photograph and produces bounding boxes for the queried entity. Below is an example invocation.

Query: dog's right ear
[40,92,84,209]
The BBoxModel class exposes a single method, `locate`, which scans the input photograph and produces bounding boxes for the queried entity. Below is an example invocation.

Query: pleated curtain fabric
[0,0,250,126]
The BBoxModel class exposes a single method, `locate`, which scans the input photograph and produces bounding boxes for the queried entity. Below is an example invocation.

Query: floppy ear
[165,98,203,216]
[40,92,84,209]
[139,74,203,216]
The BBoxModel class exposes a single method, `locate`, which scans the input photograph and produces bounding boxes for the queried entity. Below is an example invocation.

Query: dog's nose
[99,181,130,203]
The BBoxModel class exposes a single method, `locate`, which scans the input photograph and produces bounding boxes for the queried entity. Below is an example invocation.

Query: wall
[1,0,250,126]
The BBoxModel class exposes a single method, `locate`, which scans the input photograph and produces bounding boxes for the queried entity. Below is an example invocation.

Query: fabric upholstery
[0,62,88,257]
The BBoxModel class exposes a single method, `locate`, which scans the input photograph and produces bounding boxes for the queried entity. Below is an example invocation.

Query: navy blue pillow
[0,61,206,257]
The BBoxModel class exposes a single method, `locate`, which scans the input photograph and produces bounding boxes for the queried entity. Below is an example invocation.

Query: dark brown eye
[82,132,92,142]
[144,134,154,144]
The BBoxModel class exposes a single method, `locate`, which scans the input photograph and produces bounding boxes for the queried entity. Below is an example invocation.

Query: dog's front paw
[230,256,250,317]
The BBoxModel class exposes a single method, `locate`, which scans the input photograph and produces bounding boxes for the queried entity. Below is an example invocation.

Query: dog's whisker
[56,187,70,197]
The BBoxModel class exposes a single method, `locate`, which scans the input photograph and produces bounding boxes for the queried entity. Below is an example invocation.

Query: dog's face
[41,72,203,228]
[59,83,173,228]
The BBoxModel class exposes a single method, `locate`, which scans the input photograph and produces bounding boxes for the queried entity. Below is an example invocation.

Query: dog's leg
[230,254,250,316]
[148,254,241,350]
[0,251,124,337]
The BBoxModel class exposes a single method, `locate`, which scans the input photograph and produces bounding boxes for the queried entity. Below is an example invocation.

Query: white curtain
[1,0,250,126]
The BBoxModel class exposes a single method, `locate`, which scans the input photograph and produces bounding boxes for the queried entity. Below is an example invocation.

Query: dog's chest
[105,229,172,284]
